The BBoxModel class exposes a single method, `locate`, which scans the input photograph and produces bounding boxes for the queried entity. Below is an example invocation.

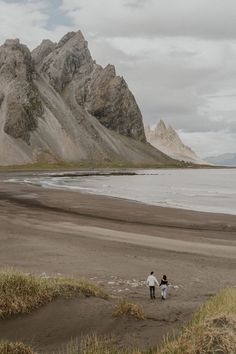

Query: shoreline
[2,179,235,239]
[1,177,236,236]
[2,167,236,217]
[0,162,236,173]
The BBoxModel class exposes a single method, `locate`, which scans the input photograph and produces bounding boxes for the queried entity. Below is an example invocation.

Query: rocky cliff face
[32,39,56,66]
[34,31,146,142]
[145,120,206,164]
[35,32,94,93]
[77,63,146,141]
[0,39,43,143]
[0,31,172,166]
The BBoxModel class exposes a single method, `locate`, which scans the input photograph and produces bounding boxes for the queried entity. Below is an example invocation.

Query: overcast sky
[1,0,236,157]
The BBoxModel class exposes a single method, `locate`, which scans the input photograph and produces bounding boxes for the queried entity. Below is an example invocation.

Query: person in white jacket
[146,271,159,299]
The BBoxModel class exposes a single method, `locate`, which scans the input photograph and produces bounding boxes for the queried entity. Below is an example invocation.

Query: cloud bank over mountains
[0,0,236,156]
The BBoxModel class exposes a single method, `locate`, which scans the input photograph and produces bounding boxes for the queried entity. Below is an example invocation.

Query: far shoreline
[1,176,236,233]
[1,167,236,218]
[0,159,236,173]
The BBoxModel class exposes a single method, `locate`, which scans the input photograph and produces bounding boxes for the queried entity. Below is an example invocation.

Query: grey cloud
[0,0,75,49]
[124,0,152,9]
[179,131,236,157]
[1,0,236,155]
[62,0,236,40]
[88,34,236,137]
[207,94,236,98]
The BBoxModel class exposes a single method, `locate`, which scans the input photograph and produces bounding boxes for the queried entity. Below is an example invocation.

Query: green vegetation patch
[0,268,108,318]
[0,160,193,171]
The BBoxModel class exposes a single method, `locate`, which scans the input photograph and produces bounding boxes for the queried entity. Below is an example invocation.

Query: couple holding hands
[146,272,168,300]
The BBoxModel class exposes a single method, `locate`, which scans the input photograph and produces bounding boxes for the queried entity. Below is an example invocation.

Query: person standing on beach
[160,275,168,300]
[146,271,159,299]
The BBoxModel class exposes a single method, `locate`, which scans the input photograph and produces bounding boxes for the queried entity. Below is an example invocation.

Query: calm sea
[18,168,236,215]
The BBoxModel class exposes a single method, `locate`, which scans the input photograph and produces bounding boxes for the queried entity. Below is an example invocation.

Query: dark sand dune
[0,297,189,353]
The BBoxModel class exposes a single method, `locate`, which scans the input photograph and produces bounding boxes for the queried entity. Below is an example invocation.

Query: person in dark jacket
[160,275,168,300]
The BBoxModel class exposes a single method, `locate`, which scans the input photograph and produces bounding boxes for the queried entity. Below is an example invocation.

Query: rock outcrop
[0,39,43,144]
[0,31,173,166]
[145,120,206,164]
[32,39,56,66]
[34,31,146,142]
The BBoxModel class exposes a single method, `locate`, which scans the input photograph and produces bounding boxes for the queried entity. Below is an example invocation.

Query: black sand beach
[0,172,235,352]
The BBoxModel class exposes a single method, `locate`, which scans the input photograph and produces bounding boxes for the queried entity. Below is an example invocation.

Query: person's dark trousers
[149,286,155,299]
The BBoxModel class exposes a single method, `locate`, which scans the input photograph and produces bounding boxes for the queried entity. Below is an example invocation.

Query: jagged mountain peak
[57,30,85,48]
[32,39,56,65]
[0,38,42,144]
[155,120,175,135]
[145,120,206,164]
[4,38,20,47]
[167,124,177,135]
[34,30,146,142]
[38,30,94,93]
[37,31,94,93]
[1,38,32,63]
[103,64,116,77]
[0,38,34,83]
[157,119,166,129]
[153,120,181,144]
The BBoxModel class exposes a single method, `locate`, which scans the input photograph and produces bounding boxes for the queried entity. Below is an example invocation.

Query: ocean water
[18,168,236,215]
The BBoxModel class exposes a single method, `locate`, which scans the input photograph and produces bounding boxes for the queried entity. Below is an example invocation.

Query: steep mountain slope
[0,32,174,166]
[145,120,206,164]
[205,153,236,166]
[33,31,146,143]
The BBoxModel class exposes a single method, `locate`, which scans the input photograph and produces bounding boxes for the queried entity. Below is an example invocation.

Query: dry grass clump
[58,334,143,354]
[54,277,108,299]
[59,335,114,354]
[0,268,108,318]
[0,341,35,354]
[112,299,145,320]
[158,287,236,354]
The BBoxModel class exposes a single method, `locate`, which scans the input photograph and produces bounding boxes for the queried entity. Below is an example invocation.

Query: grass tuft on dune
[159,287,236,354]
[112,299,145,320]
[0,341,35,354]
[58,334,143,354]
[0,268,108,318]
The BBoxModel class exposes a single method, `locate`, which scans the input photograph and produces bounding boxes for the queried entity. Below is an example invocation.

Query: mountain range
[205,153,236,166]
[0,31,174,166]
[145,120,206,165]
